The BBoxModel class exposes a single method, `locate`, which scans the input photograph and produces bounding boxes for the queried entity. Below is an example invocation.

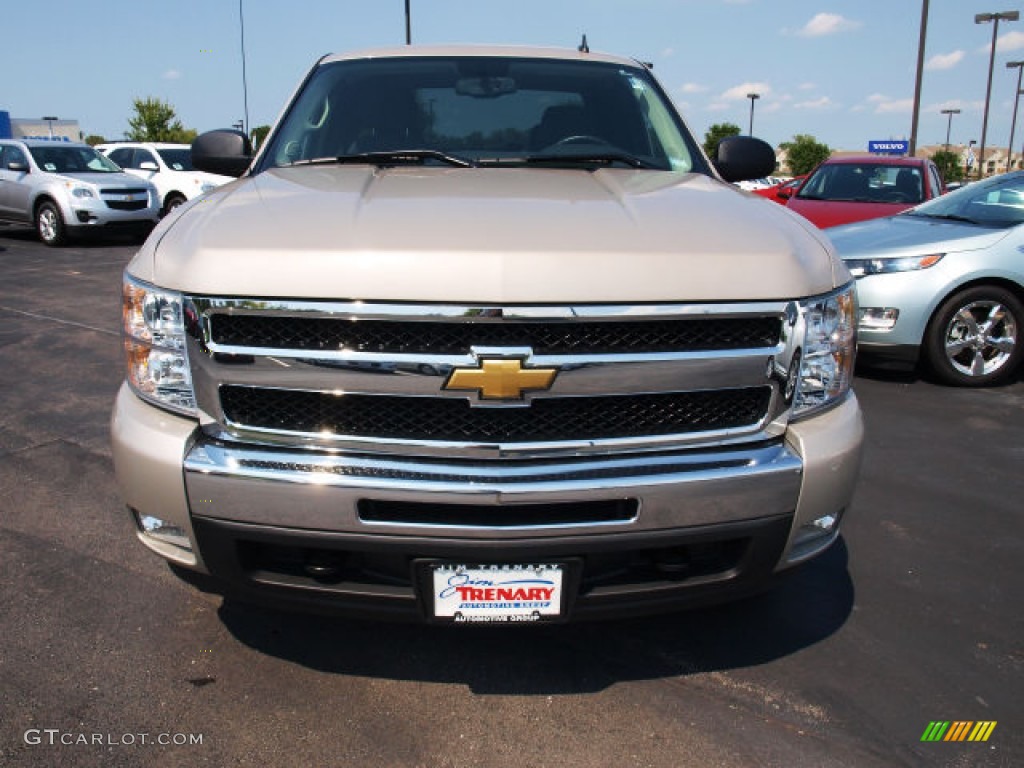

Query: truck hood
[136,166,840,303]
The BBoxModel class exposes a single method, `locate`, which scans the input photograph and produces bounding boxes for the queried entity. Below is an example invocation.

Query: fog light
[135,512,192,551]
[788,509,845,563]
[859,307,899,331]
[811,513,838,531]
[76,210,92,223]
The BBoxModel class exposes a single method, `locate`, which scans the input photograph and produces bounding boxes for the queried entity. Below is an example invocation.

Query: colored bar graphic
[968,722,997,742]
[921,721,997,742]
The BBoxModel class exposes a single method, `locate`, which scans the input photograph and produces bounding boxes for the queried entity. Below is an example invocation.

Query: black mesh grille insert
[105,200,148,211]
[358,499,639,527]
[209,314,781,354]
[219,386,771,442]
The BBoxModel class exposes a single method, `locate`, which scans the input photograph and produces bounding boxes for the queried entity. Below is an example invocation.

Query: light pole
[42,116,58,139]
[941,108,960,150]
[239,0,250,136]
[909,0,930,156]
[975,11,1019,178]
[1006,61,1024,171]
[747,93,760,136]
[405,0,412,44]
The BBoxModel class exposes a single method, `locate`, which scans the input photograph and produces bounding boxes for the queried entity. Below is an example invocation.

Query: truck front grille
[219,385,771,442]
[210,314,781,354]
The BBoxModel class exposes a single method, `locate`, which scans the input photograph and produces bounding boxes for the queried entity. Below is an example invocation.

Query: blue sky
[4,1,1023,152]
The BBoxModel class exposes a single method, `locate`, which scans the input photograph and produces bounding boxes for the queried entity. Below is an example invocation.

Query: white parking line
[0,304,118,336]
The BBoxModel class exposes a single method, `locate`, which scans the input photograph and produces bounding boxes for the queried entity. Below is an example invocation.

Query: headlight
[122,274,196,415]
[792,283,857,418]
[844,253,943,277]
[70,186,94,198]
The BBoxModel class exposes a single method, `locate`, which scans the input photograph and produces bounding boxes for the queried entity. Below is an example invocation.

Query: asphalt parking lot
[0,226,1021,768]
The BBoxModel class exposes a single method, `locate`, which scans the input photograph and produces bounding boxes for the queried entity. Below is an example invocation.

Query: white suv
[98,142,232,214]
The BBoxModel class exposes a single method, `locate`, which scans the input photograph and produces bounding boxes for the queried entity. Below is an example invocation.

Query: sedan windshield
[797,163,925,204]
[904,173,1024,229]
[29,145,121,174]
[260,56,703,173]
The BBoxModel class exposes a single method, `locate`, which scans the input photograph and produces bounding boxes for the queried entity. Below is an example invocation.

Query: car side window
[108,148,133,168]
[2,145,28,169]
[137,150,158,167]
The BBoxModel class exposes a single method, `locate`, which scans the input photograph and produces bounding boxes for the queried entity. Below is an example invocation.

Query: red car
[753,174,806,204]
[785,155,945,228]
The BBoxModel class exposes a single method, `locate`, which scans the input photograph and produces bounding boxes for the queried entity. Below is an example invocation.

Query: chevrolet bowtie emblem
[444,359,557,400]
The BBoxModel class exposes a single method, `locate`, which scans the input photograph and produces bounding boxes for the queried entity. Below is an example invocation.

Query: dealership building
[0,111,82,142]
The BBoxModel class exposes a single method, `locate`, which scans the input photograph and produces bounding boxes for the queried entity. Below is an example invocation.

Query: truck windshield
[29,145,121,174]
[261,56,702,173]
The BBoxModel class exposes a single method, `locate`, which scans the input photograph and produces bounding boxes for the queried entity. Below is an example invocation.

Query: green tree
[929,150,964,183]
[250,124,271,150]
[703,122,742,157]
[780,134,831,176]
[126,97,196,143]
[83,134,106,147]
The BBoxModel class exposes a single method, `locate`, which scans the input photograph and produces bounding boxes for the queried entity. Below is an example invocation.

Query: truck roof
[321,44,647,68]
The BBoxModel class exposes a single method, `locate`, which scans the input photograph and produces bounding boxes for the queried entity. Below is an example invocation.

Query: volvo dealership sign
[868,140,909,155]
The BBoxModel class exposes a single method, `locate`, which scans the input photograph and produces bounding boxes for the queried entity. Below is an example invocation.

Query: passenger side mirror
[192,129,253,177]
[7,161,29,172]
[139,161,159,171]
[712,136,777,184]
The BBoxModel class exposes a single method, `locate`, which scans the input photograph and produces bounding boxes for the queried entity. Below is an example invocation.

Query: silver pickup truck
[111,45,862,623]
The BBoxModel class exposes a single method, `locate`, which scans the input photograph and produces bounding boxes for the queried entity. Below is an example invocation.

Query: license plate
[431,564,564,624]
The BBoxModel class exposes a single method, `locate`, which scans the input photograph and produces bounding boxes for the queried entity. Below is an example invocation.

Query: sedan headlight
[844,253,943,277]
[122,274,196,415]
[792,283,857,418]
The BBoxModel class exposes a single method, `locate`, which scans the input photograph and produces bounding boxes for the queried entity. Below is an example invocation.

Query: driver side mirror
[7,161,29,172]
[192,129,253,177]
[712,136,777,183]
[138,161,159,171]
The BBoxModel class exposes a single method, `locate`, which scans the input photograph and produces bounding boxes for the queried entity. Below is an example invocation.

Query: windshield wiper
[519,152,659,169]
[285,150,477,168]
[906,212,980,225]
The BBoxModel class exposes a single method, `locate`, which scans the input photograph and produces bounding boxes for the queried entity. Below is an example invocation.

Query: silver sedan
[828,171,1024,386]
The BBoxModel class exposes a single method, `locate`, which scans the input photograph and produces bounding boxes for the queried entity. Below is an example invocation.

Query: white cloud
[794,97,834,110]
[720,82,772,101]
[874,98,913,115]
[796,13,862,38]
[162,69,182,80]
[925,51,965,71]
[798,82,816,91]
[999,29,1024,51]
[979,30,1024,54]
[679,82,708,94]
[661,47,676,58]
